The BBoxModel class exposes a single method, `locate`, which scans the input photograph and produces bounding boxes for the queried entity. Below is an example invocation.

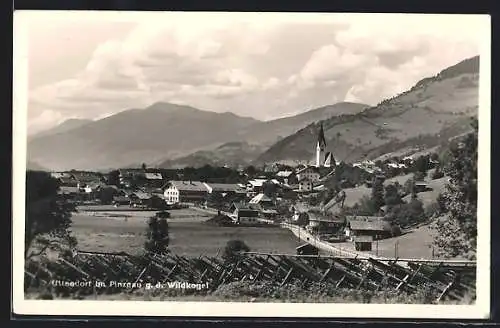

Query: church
[315,123,335,168]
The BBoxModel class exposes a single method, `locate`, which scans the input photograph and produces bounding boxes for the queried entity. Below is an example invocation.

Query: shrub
[425,201,442,219]
[223,240,250,263]
[431,168,445,180]
[156,211,171,219]
[144,216,169,255]
[413,171,426,181]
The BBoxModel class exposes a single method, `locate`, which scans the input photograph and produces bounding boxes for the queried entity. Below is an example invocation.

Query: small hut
[296,243,319,255]
[353,235,374,251]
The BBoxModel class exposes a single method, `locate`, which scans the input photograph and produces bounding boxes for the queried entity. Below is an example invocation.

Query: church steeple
[317,123,326,150]
[316,123,326,167]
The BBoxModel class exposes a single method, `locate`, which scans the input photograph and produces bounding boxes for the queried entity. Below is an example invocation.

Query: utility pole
[376,240,379,257]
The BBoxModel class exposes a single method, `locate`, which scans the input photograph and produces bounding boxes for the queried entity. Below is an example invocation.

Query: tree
[149,195,167,210]
[262,181,277,198]
[431,166,445,180]
[107,170,120,186]
[141,163,147,171]
[244,165,257,178]
[432,119,477,260]
[404,177,417,199]
[144,216,169,255]
[384,183,403,207]
[295,212,310,226]
[413,155,430,174]
[222,239,250,263]
[25,171,76,259]
[97,186,116,205]
[414,171,426,181]
[371,178,385,211]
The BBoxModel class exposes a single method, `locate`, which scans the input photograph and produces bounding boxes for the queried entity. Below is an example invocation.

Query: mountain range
[256,56,479,165]
[27,101,368,171]
[27,55,479,171]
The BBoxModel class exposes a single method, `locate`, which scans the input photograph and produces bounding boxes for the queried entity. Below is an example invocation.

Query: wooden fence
[24,250,475,303]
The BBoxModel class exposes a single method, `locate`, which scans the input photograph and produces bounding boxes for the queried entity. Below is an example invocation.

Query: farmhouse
[275,170,297,185]
[163,180,208,205]
[297,178,313,193]
[203,183,241,195]
[229,203,260,225]
[58,186,80,198]
[353,235,374,251]
[296,166,321,183]
[73,172,104,188]
[249,193,273,207]
[307,214,345,235]
[144,172,164,188]
[246,179,268,193]
[58,174,78,187]
[129,191,152,207]
[112,195,130,206]
[344,216,392,241]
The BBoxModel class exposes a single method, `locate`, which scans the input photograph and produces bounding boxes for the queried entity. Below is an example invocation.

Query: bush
[144,216,169,255]
[425,202,442,219]
[404,178,416,197]
[431,169,445,180]
[345,196,378,216]
[156,211,171,219]
[413,171,426,181]
[384,198,425,227]
[223,240,250,263]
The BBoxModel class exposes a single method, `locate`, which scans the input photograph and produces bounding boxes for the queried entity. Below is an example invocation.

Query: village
[50,123,444,258]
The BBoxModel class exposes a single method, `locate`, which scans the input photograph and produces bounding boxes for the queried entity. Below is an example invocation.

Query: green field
[333,224,436,259]
[71,208,301,257]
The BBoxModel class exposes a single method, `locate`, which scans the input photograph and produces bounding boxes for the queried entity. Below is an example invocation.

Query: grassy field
[341,173,448,208]
[333,224,436,259]
[71,208,301,257]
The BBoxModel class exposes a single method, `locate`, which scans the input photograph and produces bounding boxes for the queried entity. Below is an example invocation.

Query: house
[112,195,131,206]
[55,173,78,187]
[264,163,279,173]
[297,178,313,193]
[246,179,269,196]
[129,191,152,207]
[296,243,319,255]
[249,193,274,207]
[307,214,345,235]
[73,172,104,188]
[79,182,105,201]
[229,203,260,225]
[296,166,321,182]
[204,183,240,195]
[414,182,431,193]
[353,235,373,251]
[163,180,208,205]
[58,186,80,198]
[144,172,164,187]
[344,216,392,241]
[275,170,297,185]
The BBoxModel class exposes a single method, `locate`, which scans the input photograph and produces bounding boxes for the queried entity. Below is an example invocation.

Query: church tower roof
[317,123,326,150]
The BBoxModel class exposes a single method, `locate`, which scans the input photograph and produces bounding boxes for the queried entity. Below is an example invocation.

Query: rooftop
[249,193,273,204]
[353,235,374,243]
[168,181,208,192]
[347,217,391,232]
[144,172,163,180]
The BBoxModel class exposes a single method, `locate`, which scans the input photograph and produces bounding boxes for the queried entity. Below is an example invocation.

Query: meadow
[333,224,436,259]
[71,208,302,257]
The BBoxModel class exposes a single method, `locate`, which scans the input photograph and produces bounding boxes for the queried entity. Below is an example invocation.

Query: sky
[15,12,487,135]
